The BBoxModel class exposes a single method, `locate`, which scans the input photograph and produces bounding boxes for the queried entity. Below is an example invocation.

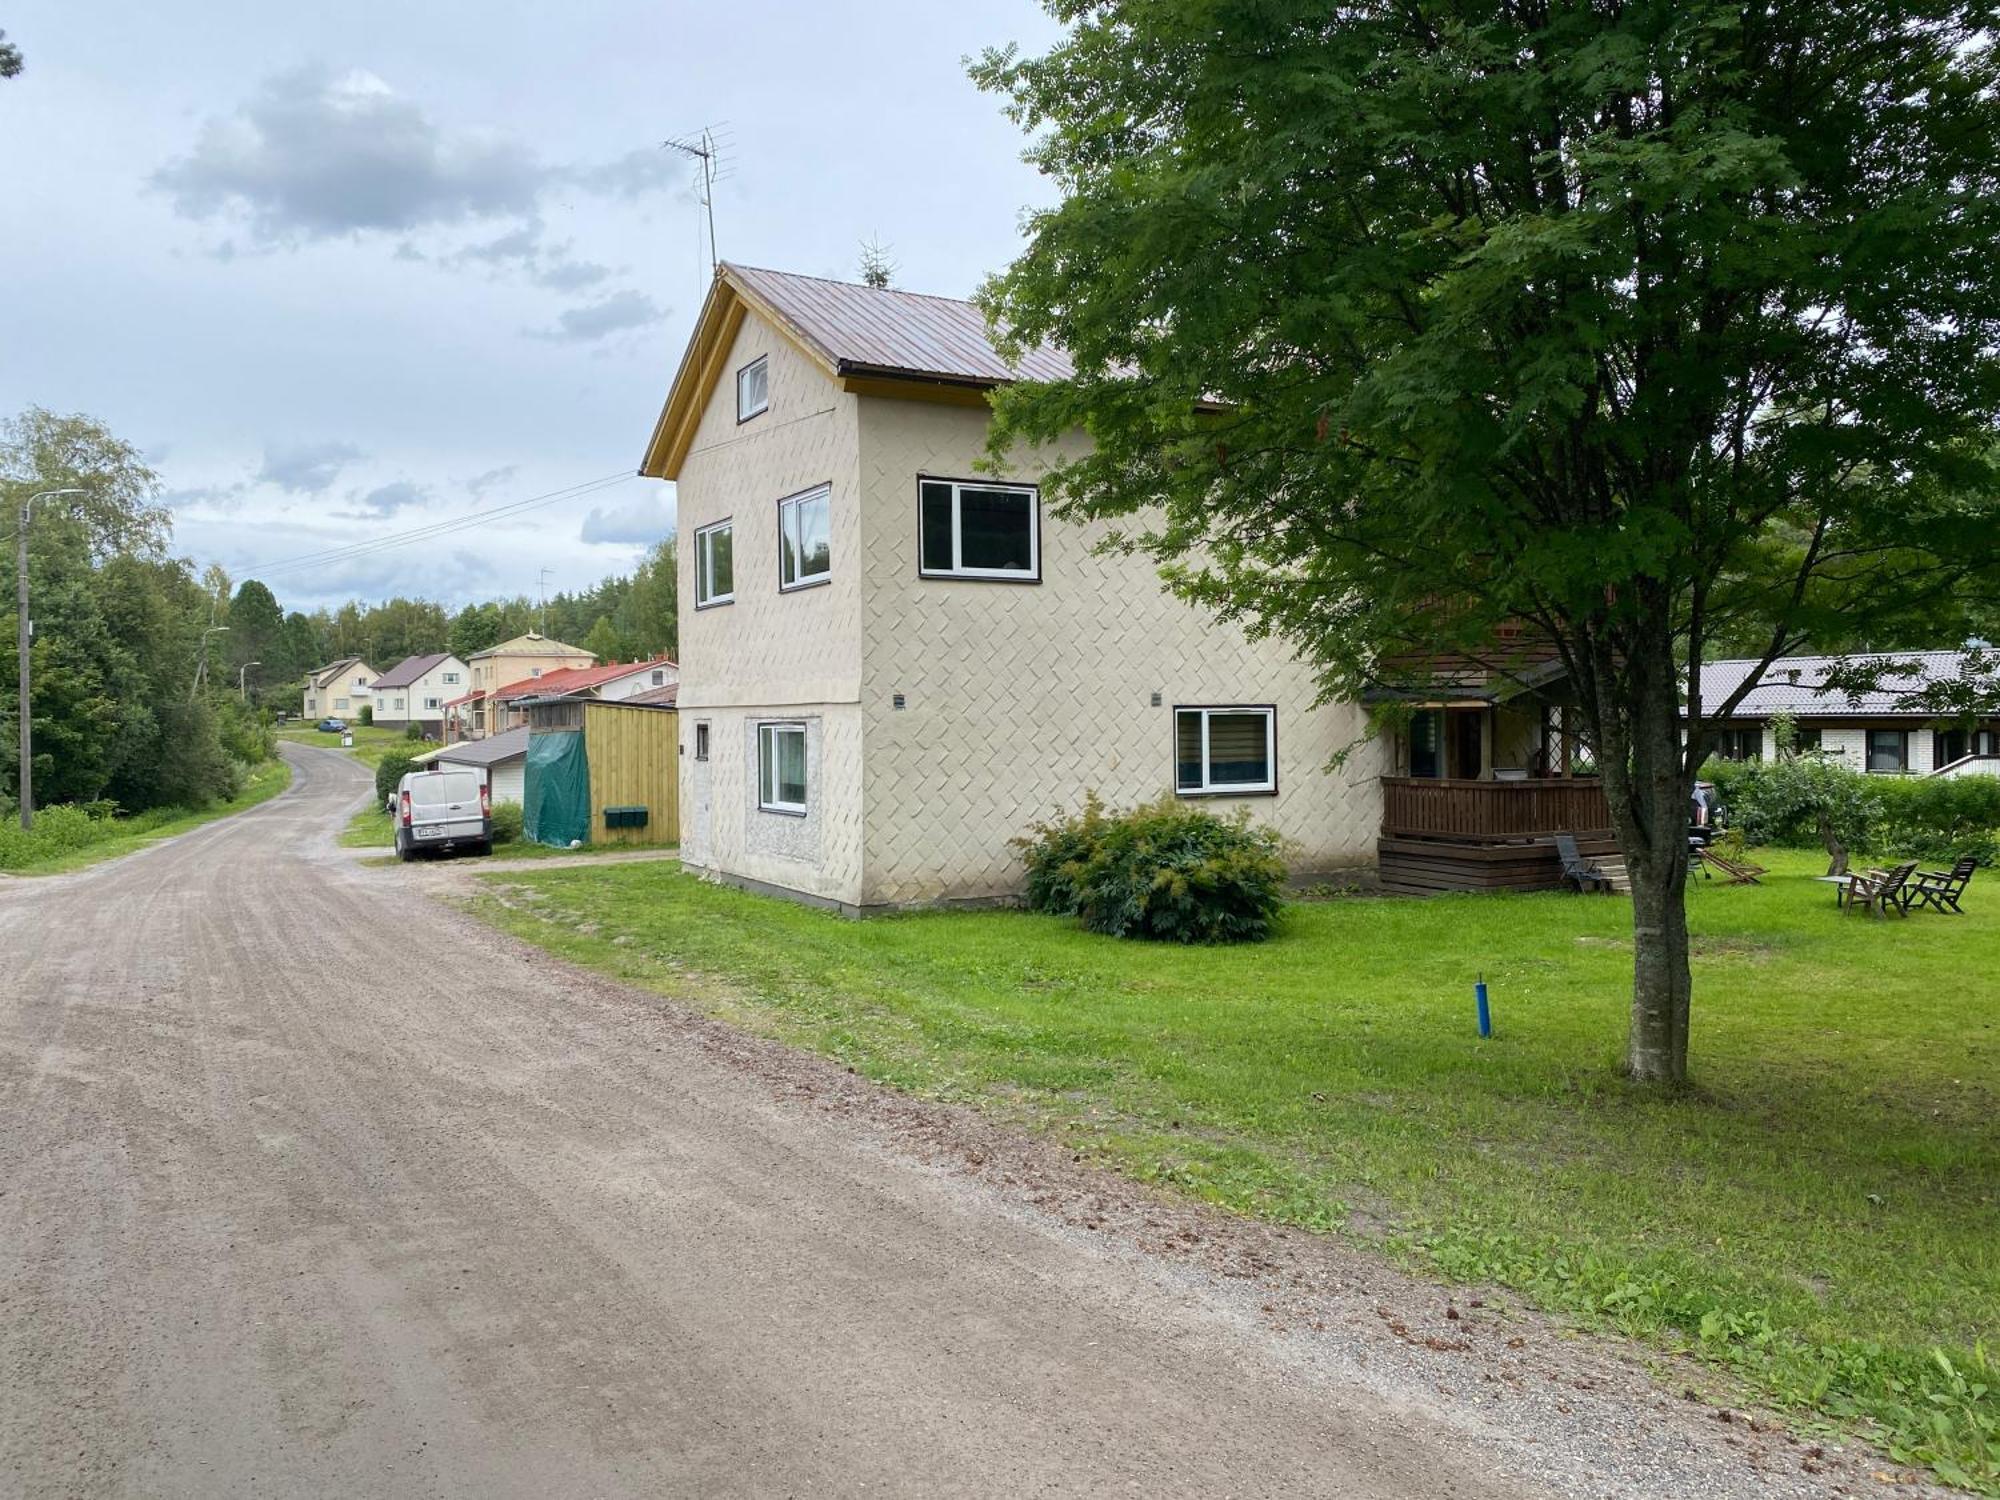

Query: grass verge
[277,723,420,768]
[0,758,294,876]
[467,847,2000,1492]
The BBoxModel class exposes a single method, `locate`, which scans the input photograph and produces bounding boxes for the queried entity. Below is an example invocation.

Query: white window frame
[424,696,440,711]
[693,721,710,762]
[918,477,1041,581]
[695,518,734,608]
[737,356,769,422]
[757,721,807,815]
[334,697,349,711]
[1173,705,1277,796]
[443,672,460,685]
[777,484,832,592]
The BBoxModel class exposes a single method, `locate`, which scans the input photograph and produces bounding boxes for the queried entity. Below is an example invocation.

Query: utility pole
[16,487,85,831]
[191,626,229,702]
[239,661,261,700]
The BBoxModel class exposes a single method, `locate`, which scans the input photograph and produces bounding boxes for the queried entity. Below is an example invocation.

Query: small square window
[695,519,734,606]
[1174,707,1276,795]
[1866,728,1908,773]
[757,722,807,813]
[650,669,665,686]
[778,484,831,591]
[443,672,460,685]
[693,722,710,762]
[918,478,1039,581]
[737,356,769,422]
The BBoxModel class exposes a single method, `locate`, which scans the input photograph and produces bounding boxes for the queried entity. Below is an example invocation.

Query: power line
[245,470,639,582]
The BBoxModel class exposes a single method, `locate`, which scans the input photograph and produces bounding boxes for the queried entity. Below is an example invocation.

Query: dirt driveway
[0,744,1929,1498]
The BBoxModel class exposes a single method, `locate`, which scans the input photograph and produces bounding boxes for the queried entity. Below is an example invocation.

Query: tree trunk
[1594,628,1695,1087]
[1819,812,1849,876]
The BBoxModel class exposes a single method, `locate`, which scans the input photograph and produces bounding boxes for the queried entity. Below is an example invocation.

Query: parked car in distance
[316,718,347,733]
[394,768,490,861]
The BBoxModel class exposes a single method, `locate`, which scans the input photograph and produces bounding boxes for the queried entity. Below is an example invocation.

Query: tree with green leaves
[581,613,625,665]
[0,28,23,80]
[976,1,2000,1084]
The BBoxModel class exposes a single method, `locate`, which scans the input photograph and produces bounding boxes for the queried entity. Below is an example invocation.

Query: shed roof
[1696,651,1980,719]
[433,726,530,767]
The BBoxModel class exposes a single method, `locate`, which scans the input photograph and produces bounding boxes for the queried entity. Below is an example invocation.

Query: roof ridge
[726,261,979,311]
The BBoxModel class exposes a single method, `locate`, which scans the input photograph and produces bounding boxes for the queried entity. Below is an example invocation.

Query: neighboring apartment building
[639,263,1385,912]
[301,657,377,722]
[366,652,468,737]
[483,658,679,735]
[1695,651,2000,777]
[447,633,595,739]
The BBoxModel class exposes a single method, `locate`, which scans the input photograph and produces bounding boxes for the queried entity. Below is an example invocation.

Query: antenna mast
[536,567,553,636]
[663,125,732,277]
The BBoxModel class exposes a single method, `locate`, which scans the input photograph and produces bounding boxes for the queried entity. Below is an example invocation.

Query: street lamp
[238,660,261,700]
[15,486,86,832]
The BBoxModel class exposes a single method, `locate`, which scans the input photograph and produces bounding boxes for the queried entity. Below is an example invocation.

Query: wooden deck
[1377,777,1624,895]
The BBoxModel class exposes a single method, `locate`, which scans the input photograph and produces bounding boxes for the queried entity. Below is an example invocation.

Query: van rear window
[431,771,481,801]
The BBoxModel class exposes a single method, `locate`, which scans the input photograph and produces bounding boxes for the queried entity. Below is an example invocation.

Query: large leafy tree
[977,1,2000,1083]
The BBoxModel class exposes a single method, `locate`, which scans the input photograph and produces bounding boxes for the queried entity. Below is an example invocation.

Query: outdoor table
[1814,874,1853,907]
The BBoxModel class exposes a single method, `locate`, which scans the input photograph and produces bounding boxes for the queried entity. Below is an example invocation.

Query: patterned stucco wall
[853,398,1383,908]
[670,312,867,903]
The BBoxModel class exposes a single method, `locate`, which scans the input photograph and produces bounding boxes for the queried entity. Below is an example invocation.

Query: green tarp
[524,729,590,847]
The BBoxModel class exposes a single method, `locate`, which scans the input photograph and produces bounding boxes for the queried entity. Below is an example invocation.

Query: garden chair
[1905,855,1978,915]
[1553,833,1613,894]
[1842,861,1918,918]
[1701,849,1767,886]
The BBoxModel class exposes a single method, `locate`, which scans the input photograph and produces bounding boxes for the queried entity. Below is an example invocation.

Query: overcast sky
[2,1,1062,614]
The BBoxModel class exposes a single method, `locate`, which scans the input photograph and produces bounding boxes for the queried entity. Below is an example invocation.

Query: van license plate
[417,824,443,838]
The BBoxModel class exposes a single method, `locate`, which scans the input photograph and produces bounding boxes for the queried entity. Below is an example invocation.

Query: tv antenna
[536,567,553,635]
[663,125,732,277]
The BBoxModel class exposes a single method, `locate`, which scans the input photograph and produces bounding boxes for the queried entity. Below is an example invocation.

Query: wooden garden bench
[1843,861,1918,918]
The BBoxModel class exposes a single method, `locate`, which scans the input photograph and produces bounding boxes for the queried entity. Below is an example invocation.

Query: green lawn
[469,848,2000,1490]
[344,801,672,862]
[277,722,420,768]
[0,757,294,876]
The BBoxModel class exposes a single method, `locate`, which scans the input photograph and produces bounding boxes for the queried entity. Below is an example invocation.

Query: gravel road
[0,744,1933,1498]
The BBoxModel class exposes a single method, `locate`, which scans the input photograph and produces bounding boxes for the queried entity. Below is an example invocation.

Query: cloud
[463,464,519,498]
[530,289,666,343]
[349,479,429,516]
[257,439,366,494]
[580,491,675,545]
[450,221,612,291]
[565,147,685,200]
[154,65,546,243]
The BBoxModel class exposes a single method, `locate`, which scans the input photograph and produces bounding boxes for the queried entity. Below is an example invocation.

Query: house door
[1448,709,1485,779]
[687,721,713,865]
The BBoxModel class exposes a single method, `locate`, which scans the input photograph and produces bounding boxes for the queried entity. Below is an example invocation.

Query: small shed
[432,726,530,806]
[522,697,679,848]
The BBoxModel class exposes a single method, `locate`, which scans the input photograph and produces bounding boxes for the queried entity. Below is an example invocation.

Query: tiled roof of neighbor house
[368,652,453,690]
[1697,651,1979,718]
[433,726,530,767]
[727,263,1076,387]
[623,682,679,706]
[490,658,671,703]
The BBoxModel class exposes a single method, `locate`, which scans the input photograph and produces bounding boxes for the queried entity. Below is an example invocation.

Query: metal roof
[433,727,530,767]
[1698,651,1979,718]
[727,263,1075,387]
[368,652,454,690]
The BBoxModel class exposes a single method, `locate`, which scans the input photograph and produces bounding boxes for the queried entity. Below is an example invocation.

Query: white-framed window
[529,667,542,678]
[443,672,460,685]
[695,519,734,607]
[778,484,831,591]
[334,697,350,711]
[650,669,665,686]
[394,696,407,711]
[757,721,807,814]
[1174,706,1277,795]
[919,478,1039,581]
[737,355,769,422]
[355,677,368,688]
[424,697,440,711]
[693,721,710,762]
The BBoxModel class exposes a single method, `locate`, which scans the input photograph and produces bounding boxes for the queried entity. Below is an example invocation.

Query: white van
[394,768,491,860]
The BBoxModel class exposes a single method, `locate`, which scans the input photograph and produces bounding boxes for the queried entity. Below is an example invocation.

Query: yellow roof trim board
[639,267,840,481]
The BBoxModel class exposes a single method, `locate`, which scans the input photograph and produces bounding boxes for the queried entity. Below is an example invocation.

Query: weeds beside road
[471,847,1999,1491]
[0,758,293,876]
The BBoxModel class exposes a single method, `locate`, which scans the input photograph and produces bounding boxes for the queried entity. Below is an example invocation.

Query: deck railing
[1381,776,1613,841]
[1932,754,2000,780]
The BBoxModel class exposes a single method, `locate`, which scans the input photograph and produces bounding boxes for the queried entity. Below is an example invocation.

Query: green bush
[375,751,421,806]
[1703,753,1999,866]
[404,721,425,741]
[489,801,523,845]
[1016,794,1288,943]
[358,704,373,726]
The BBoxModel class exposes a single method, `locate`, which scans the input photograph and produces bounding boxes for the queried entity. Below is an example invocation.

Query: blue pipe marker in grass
[1475,975,1492,1039]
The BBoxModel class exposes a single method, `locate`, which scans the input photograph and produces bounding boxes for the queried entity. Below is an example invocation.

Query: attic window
[737,356,769,422]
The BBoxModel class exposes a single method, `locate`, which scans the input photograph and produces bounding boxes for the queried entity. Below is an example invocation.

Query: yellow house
[450,632,594,739]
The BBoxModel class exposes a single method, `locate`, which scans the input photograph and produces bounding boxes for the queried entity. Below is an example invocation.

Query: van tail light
[480,783,491,816]
[400,790,412,826]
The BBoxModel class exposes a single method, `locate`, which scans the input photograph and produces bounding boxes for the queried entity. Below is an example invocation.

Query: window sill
[1175,787,1279,799]
[779,576,832,594]
[694,597,735,611]
[757,803,808,818]
[918,569,1042,585]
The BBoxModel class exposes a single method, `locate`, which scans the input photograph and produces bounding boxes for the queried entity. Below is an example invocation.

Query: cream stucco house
[640,264,1389,912]
[448,633,595,740]
[301,657,377,723]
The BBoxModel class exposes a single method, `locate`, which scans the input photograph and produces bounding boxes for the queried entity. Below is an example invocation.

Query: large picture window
[695,519,734,607]
[778,484,831,591]
[757,722,807,813]
[919,478,1039,580]
[1174,706,1276,795]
